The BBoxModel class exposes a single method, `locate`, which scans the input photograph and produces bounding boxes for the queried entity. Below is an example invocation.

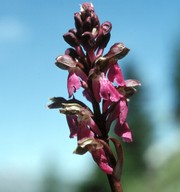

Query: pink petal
[108,63,125,86]
[66,115,78,138]
[77,121,94,140]
[114,122,133,142]
[119,99,128,125]
[106,104,119,132]
[68,71,81,97]
[91,148,113,174]
[87,117,102,136]
[75,67,88,82]
[99,73,121,102]
[102,100,112,112]
[105,99,127,132]
[83,89,93,102]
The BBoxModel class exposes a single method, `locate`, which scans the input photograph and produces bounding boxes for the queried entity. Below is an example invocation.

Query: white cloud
[0,17,27,43]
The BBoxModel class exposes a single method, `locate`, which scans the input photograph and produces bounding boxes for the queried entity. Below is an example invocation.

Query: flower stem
[107,174,123,192]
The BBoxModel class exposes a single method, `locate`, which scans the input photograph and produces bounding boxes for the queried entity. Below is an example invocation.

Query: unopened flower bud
[80,2,94,17]
[95,22,112,57]
[101,21,112,35]
[90,14,100,33]
[83,16,92,32]
[74,12,83,34]
[81,32,95,50]
[65,48,79,59]
[63,29,79,47]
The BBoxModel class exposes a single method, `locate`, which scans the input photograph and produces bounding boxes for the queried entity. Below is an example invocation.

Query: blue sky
[0,0,180,187]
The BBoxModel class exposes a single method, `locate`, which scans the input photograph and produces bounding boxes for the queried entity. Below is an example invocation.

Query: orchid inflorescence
[48,2,140,188]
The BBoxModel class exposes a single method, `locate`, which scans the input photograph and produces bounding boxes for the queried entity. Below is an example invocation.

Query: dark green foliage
[77,168,110,192]
[40,163,62,192]
[122,65,152,179]
[173,43,180,122]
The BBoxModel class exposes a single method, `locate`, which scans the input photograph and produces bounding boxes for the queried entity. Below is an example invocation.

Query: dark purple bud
[91,14,100,33]
[95,22,112,54]
[101,21,112,35]
[75,46,85,58]
[80,2,94,18]
[74,12,83,32]
[69,28,77,34]
[83,16,92,32]
[96,33,110,52]
[63,29,79,47]
[81,32,95,50]
[65,48,79,60]
[55,55,76,70]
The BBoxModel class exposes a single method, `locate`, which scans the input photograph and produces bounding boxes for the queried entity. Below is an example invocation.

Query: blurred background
[0,0,180,191]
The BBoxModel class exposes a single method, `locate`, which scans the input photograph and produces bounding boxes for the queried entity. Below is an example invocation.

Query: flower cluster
[48,2,140,177]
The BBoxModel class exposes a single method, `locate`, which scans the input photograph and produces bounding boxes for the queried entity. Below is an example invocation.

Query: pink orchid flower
[49,2,141,190]
[92,72,121,103]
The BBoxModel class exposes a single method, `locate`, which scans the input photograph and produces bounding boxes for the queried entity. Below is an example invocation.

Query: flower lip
[91,72,122,103]
[67,71,82,97]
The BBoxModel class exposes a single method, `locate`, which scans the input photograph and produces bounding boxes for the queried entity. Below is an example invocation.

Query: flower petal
[77,121,94,140]
[99,73,121,102]
[108,63,125,86]
[91,148,113,174]
[66,115,78,138]
[87,117,102,136]
[68,71,81,97]
[119,99,128,125]
[75,67,88,82]
[114,122,133,142]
